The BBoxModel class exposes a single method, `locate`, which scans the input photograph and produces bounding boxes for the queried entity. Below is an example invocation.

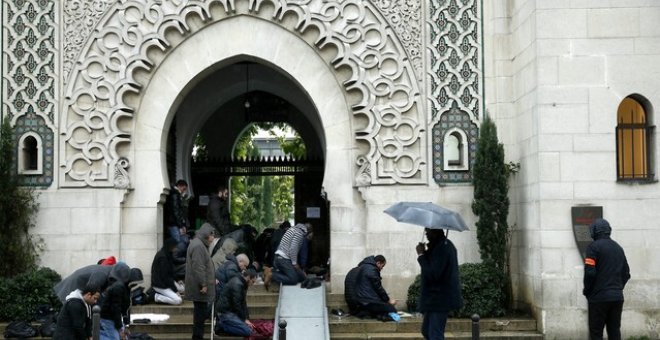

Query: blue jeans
[168,226,189,258]
[216,312,252,337]
[99,318,120,340]
[168,226,182,242]
[421,311,448,340]
[272,255,306,285]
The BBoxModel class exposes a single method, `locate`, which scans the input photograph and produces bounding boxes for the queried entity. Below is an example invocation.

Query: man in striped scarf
[271,222,312,285]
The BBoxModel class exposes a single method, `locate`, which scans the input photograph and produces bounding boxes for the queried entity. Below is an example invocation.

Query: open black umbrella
[384,201,469,232]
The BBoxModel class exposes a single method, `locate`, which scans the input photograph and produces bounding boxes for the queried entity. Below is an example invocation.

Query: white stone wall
[35,189,128,275]
[485,0,660,338]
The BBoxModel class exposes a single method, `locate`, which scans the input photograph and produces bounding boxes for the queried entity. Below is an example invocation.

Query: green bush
[407,263,505,317]
[457,262,505,318]
[0,267,62,321]
[406,274,421,312]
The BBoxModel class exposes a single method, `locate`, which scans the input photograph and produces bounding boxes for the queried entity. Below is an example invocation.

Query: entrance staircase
[127,283,543,339]
[1,283,543,339]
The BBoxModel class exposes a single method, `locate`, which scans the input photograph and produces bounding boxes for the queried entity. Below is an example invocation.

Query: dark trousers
[192,301,208,340]
[422,311,448,340]
[357,301,396,318]
[588,301,623,340]
[272,256,306,285]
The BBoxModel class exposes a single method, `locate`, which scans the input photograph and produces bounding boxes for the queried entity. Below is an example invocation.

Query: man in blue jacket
[583,218,630,340]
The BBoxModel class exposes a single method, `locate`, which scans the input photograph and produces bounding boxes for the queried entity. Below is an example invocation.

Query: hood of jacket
[197,223,216,245]
[358,255,377,268]
[590,218,612,240]
[109,262,130,284]
[65,288,84,302]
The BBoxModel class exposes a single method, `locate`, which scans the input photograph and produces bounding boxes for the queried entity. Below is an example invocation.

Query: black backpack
[131,287,148,305]
[3,320,38,338]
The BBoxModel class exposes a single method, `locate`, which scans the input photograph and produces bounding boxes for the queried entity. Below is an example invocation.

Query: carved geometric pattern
[370,0,423,79]
[12,110,54,186]
[63,0,118,83]
[2,0,57,187]
[61,0,425,187]
[428,0,482,184]
[432,102,477,183]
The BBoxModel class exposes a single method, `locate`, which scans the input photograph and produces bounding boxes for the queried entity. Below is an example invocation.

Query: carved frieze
[60,0,426,187]
[370,0,423,80]
[2,0,57,186]
[63,0,118,82]
[428,0,482,183]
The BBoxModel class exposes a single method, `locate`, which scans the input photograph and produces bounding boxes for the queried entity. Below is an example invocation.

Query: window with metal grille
[616,96,655,181]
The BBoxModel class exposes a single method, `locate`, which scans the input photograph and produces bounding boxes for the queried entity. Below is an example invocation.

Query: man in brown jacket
[185,223,216,340]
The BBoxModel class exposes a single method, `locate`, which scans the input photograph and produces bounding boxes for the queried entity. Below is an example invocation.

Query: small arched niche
[443,128,469,171]
[18,132,43,175]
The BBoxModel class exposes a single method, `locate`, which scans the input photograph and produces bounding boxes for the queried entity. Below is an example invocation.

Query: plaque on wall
[571,206,603,259]
[306,207,321,219]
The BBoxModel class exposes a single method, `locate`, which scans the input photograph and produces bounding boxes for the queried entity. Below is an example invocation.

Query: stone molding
[60,0,426,188]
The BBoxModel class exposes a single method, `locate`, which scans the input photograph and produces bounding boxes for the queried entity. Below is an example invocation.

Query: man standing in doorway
[185,223,216,340]
[166,179,189,256]
[583,218,630,340]
[207,185,231,236]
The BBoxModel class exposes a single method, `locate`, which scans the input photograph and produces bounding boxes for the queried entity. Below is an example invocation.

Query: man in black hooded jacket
[215,269,257,336]
[344,255,397,319]
[583,218,630,340]
[151,238,182,305]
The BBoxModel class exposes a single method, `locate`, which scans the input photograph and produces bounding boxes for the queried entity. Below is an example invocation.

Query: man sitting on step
[344,255,398,321]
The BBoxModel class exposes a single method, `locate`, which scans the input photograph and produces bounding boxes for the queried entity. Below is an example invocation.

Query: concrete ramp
[273,282,329,340]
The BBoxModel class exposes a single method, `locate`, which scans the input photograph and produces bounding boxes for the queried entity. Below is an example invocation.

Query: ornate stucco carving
[370,0,423,80]
[60,0,426,188]
[2,0,57,187]
[428,0,482,184]
[63,0,118,82]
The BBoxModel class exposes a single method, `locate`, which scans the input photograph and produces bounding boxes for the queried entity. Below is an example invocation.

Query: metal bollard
[471,314,480,340]
[92,305,101,340]
[278,319,287,340]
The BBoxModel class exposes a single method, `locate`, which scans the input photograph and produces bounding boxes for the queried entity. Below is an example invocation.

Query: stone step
[328,316,538,333]
[330,331,543,339]
[127,315,537,334]
[134,301,276,316]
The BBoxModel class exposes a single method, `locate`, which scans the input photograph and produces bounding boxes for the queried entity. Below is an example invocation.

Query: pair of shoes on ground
[300,277,322,289]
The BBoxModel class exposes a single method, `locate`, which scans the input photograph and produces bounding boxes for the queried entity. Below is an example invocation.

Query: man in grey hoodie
[53,284,100,340]
[185,223,216,340]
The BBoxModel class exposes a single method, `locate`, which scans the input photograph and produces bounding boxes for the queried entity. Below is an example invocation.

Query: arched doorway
[165,60,330,268]
[126,16,357,279]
